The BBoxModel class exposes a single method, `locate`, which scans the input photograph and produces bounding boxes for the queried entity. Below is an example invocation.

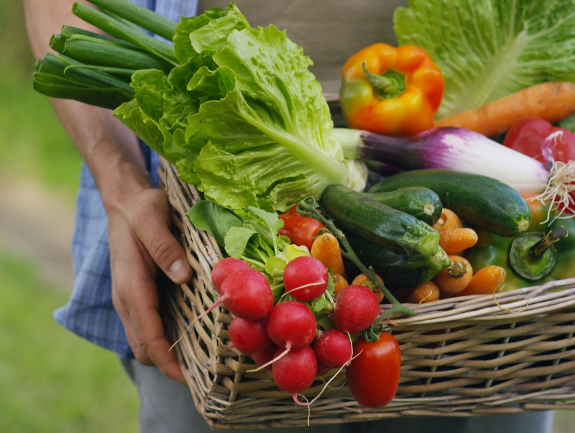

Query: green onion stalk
[32,0,178,109]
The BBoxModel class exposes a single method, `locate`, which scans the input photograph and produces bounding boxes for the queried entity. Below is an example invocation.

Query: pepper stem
[362,62,407,100]
[530,226,568,258]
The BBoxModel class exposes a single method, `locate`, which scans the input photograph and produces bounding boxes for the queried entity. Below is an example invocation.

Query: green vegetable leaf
[182,23,356,211]
[246,206,284,239]
[185,200,243,246]
[394,0,575,118]
[114,3,367,213]
[172,5,246,64]
[224,225,259,258]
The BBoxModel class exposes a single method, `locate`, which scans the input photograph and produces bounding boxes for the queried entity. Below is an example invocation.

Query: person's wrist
[98,158,154,217]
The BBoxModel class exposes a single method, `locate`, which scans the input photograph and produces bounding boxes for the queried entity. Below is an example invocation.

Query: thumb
[134,210,192,284]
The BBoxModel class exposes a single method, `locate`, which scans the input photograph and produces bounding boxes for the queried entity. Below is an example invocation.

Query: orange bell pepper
[340,43,444,137]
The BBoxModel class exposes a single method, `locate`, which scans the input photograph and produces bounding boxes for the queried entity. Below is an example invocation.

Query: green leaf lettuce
[114,3,366,212]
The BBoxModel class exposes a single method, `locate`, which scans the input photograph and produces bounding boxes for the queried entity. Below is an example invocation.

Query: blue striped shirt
[54,0,198,358]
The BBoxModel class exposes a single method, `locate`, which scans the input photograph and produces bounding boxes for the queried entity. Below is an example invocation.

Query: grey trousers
[121,359,554,433]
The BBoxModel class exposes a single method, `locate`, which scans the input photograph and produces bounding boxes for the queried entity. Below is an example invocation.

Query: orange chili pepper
[340,43,444,137]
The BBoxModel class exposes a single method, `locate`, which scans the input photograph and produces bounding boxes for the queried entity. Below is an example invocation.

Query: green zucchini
[346,231,450,289]
[369,169,531,237]
[319,184,440,257]
[366,187,442,226]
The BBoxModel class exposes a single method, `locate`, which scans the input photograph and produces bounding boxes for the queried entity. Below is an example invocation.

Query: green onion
[63,64,138,77]
[34,0,182,109]
[33,72,134,110]
[71,2,177,66]
[63,36,173,73]
[36,53,134,91]
[60,25,143,50]
[49,34,66,53]
[86,0,177,41]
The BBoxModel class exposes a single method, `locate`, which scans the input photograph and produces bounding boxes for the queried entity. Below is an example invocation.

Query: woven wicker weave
[158,158,575,430]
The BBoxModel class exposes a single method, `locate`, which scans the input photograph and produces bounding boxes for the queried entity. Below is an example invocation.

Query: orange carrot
[432,208,463,234]
[406,281,440,304]
[439,227,478,255]
[434,82,575,137]
[433,255,473,297]
[332,274,349,295]
[457,266,507,297]
[351,273,385,303]
[311,232,346,278]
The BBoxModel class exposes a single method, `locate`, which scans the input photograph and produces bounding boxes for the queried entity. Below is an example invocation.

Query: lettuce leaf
[394,0,575,119]
[114,3,365,212]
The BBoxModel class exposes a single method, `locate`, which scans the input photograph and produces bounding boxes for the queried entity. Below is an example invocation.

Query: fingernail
[169,259,188,282]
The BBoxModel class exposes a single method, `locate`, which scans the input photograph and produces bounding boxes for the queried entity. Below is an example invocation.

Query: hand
[108,184,192,383]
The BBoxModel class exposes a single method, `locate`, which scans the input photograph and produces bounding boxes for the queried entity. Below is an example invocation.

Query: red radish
[316,359,332,377]
[272,346,317,396]
[266,301,317,351]
[332,285,379,334]
[211,258,250,294]
[218,269,274,321]
[171,268,274,351]
[252,343,280,371]
[313,329,353,367]
[283,256,329,301]
[228,317,271,355]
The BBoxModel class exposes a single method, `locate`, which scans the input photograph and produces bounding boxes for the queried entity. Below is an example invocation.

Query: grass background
[0,1,139,432]
[1,1,574,432]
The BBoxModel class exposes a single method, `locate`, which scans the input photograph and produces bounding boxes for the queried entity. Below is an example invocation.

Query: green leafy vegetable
[32,0,366,212]
[114,3,366,212]
[185,200,243,246]
[394,0,575,119]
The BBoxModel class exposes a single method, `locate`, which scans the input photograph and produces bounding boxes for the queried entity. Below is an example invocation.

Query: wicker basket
[158,158,575,430]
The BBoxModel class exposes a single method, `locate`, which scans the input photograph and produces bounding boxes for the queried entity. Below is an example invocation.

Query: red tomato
[346,333,401,408]
[278,210,324,250]
[503,116,575,164]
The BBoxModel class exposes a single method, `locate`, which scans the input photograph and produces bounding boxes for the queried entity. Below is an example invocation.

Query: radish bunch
[211,254,381,402]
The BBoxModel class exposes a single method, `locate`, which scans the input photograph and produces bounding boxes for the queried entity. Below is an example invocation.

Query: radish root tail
[170,295,227,351]
[247,343,291,372]
[536,160,575,222]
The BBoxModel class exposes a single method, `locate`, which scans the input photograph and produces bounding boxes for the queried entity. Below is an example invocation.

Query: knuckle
[148,236,177,267]
[133,350,153,366]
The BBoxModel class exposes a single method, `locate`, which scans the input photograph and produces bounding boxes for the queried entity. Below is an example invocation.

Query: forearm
[24,0,150,209]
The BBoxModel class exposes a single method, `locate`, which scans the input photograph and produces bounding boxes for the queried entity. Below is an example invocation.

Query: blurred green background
[0,1,138,432]
[2,1,574,432]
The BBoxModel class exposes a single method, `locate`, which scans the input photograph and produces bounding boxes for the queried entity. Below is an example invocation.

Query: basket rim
[390,278,575,326]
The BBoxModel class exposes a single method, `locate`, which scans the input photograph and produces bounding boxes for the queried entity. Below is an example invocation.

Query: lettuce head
[114,4,366,212]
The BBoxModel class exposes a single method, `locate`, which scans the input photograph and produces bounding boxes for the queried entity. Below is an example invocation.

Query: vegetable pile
[32,0,575,415]
[35,0,367,213]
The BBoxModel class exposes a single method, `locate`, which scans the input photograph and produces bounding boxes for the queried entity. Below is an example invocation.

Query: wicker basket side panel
[158,158,575,429]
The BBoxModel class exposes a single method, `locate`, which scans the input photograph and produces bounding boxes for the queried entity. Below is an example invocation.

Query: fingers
[108,187,192,384]
[112,263,185,384]
[131,291,184,383]
[131,189,193,284]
